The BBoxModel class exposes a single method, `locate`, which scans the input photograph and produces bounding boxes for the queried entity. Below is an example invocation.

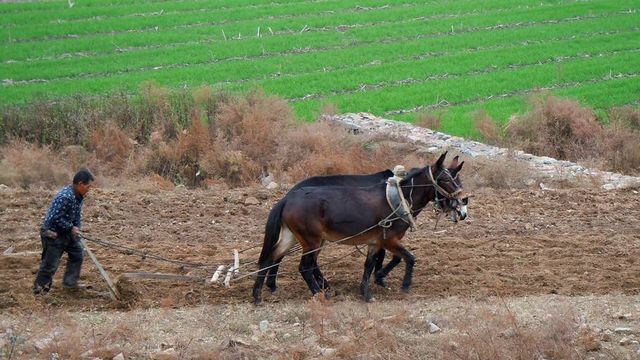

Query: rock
[113,354,125,360]
[34,332,59,353]
[615,313,633,320]
[254,189,270,200]
[614,327,633,334]
[501,328,516,339]
[219,337,250,349]
[428,322,441,333]
[266,181,279,190]
[245,196,260,205]
[259,320,269,332]
[539,183,555,191]
[261,174,274,187]
[150,348,178,360]
[174,184,187,192]
[320,348,337,356]
[0,184,9,191]
[619,337,634,346]
[303,336,317,347]
[79,349,93,359]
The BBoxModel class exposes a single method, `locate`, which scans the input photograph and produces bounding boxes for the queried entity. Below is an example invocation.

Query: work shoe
[62,282,91,290]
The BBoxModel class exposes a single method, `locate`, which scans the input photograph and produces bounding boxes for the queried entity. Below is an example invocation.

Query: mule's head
[431,153,469,222]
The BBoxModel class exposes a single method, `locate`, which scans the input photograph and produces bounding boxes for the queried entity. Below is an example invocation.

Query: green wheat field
[1,0,639,136]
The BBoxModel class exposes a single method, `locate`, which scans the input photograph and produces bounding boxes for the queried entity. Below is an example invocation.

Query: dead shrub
[146,116,212,187]
[474,109,502,145]
[215,90,295,170]
[415,111,442,131]
[277,121,365,182]
[139,81,177,141]
[599,121,640,174]
[442,302,582,360]
[609,105,640,130]
[88,123,134,173]
[200,146,261,187]
[506,96,602,161]
[0,140,68,188]
[467,153,540,189]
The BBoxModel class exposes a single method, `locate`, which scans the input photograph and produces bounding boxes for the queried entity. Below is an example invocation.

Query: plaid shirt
[42,185,83,234]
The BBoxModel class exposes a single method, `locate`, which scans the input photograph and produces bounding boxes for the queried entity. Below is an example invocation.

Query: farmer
[33,169,94,295]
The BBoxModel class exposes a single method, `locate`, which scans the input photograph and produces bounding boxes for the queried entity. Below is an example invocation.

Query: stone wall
[326,113,640,190]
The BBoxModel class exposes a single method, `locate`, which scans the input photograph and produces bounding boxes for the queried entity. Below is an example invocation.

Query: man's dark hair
[73,169,94,185]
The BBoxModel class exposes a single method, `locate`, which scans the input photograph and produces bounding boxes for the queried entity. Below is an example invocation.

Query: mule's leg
[312,252,330,291]
[299,252,322,295]
[265,256,283,293]
[375,255,402,288]
[386,244,416,293]
[359,245,378,302]
[252,259,273,305]
[373,248,385,273]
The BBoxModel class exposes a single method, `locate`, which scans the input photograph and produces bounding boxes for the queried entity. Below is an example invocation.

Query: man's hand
[72,226,81,237]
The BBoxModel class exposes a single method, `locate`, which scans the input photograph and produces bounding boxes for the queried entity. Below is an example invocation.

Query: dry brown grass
[505,95,602,161]
[440,301,584,360]
[415,111,442,131]
[2,88,638,190]
[0,140,69,189]
[600,123,640,174]
[498,95,640,176]
[474,109,502,145]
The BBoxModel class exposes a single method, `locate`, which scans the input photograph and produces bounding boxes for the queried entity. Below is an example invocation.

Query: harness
[385,176,417,231]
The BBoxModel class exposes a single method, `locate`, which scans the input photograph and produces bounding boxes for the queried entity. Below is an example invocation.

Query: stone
[619,337,634,346]
[245,197,260,205]
[320,348,337,356]
[150,348,178,360]
[266,182,279,190]
[614,327,633,334]
[259,320,269,332]
[428,322,441,334]
[219,337,250,349]
[113,353,125,360]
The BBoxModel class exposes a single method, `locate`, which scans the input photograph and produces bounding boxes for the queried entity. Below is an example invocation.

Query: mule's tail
[253,197,286,304]
[258,197,286,265]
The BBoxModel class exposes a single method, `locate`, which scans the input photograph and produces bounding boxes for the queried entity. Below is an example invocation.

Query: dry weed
[474,109,502,145]
[464,153,539,189]
[415,111,442,131]
[88,123,134,174]
[506,95,602,161]
[0,140,69,188]
[441,301,582,360]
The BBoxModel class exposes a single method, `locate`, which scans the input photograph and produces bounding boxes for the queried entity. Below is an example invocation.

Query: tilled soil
[1,184,639,312]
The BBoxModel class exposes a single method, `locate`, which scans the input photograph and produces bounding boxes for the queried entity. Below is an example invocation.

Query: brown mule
[252,152,468,304]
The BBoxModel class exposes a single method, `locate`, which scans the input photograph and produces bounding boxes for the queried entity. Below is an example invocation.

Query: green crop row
[290,51,639,120]
[3,0,634,62]
[4,12,637,83]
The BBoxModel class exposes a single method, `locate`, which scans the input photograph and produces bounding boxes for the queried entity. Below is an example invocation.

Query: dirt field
[1,182,639,358]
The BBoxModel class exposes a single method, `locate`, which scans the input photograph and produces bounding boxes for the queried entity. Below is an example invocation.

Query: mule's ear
[435,151,447,170]
[449,155,459,169]
[451,161,465,177]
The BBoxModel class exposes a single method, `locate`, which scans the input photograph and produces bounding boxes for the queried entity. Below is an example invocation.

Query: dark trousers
[33,229,84,292]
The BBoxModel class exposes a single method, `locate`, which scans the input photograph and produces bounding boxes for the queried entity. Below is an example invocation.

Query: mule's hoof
[400,287,411,294]
[365,296,376,303]
[269,287,280,295]
[253,298,263,306]
[375,279,390,289]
